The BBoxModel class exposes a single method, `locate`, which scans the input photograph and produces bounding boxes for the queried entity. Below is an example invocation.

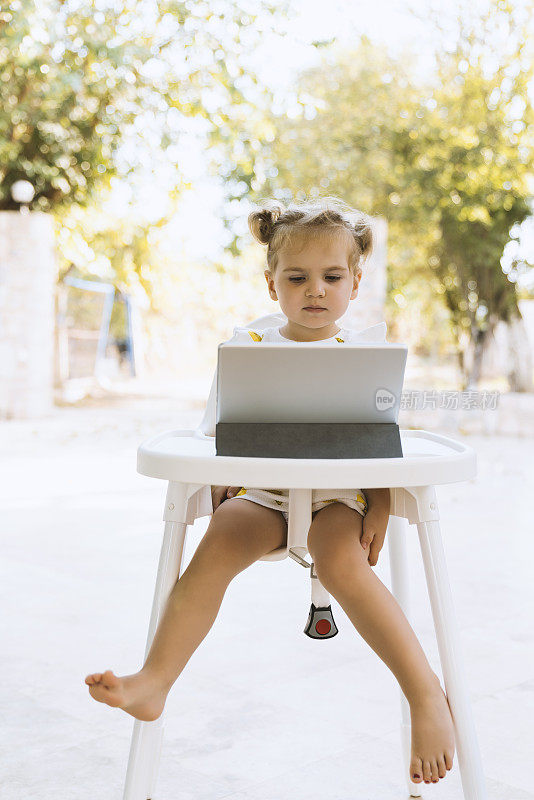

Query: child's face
[264,233,360,333]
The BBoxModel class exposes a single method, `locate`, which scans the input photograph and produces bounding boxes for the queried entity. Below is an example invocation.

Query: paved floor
[1,405,532,799]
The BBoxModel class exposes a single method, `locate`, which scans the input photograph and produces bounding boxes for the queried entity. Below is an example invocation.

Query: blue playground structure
[59,275,136,380]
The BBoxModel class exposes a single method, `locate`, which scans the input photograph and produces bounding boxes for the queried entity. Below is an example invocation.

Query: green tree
[0,0,282,212]
[406,0,534,387]
[221,4,534,388]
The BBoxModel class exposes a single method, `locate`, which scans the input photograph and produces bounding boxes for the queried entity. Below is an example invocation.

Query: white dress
[192,312,388,520]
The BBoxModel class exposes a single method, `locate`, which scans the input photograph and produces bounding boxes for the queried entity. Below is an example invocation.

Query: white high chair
[122,314,488,800]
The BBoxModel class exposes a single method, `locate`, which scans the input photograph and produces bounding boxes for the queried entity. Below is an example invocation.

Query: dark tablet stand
[216,422,403,459]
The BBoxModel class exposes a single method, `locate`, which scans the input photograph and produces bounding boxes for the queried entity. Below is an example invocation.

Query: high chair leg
[387,514,422,797]
[416,516,487,800]
[123,482,191,800]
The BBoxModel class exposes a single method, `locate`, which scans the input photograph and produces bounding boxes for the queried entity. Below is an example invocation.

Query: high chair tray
[138,428,476,488]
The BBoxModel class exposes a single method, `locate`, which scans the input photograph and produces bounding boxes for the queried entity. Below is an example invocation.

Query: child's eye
[288,276,341,282]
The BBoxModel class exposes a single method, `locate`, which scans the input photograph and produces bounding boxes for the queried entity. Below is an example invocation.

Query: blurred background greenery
[1,0,533,395]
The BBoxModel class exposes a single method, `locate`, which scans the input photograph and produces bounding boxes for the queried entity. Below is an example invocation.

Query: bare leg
[85,499,287,720]
[307,503,455,786]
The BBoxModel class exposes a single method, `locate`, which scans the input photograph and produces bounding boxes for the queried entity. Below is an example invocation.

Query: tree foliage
[0,0,282,212]
[220,3,534,386]
[403,0,534,384]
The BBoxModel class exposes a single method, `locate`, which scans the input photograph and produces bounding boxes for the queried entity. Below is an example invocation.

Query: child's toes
[445,750,454,770]
[431,760,439,782]
[101,669,119,688]
[85,673,102,685]
[423,760,432,783]
[410,757,423,783]
[437,756,447,779]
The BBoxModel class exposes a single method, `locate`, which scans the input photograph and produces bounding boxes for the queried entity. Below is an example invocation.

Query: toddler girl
[85,197,454,787]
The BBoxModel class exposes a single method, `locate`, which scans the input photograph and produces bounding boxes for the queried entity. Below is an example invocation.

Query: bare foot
[84,669,168,721]
[409,681,455,785]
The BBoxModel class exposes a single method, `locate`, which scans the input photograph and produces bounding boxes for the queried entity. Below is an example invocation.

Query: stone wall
[0,212,56,418]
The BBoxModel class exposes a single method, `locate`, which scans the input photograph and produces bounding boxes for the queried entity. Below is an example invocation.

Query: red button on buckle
[315,618,331,635]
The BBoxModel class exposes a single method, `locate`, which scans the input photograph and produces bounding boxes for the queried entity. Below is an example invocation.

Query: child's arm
[360,487,390,566]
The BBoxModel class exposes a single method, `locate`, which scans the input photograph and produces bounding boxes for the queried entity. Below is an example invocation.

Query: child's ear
[351,271,361,299]
[265,270,277,300]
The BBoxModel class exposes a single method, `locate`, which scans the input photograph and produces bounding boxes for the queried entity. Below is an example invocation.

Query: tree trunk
[463,326,493,390]
[467,329,485,388]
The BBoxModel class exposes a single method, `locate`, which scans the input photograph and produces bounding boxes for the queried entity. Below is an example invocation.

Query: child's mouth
[304,307,326,312]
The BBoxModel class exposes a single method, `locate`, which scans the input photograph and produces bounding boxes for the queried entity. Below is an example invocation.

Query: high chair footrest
[304,603,338,639]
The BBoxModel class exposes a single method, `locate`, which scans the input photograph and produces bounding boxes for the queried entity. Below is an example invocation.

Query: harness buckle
[288,548,312,569]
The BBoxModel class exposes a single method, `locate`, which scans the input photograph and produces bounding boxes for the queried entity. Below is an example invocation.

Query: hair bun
[248,203,283,245]
[352,212,374,262]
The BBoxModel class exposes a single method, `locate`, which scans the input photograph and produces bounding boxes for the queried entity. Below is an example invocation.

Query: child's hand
[211,485,241,512]
[360,488,390,566]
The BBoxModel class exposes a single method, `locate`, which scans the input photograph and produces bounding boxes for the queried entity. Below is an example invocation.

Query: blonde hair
[248,196,375,276]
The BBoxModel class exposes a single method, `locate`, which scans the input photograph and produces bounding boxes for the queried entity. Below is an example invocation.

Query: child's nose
[307,282,326,295]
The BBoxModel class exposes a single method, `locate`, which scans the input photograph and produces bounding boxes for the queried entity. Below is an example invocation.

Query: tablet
[217,341,407,426]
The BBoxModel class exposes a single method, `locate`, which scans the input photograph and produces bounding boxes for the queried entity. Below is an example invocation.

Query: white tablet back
[217,342,407,425]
